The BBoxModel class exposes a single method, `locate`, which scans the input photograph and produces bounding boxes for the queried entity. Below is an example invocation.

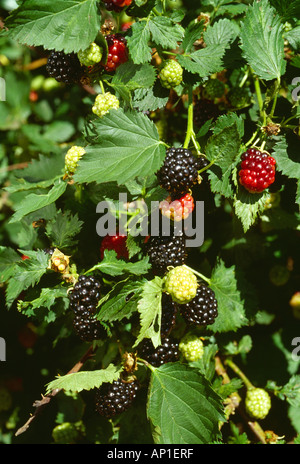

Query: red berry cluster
[103,34,128,72]
[100,233,129,260]
[239,148,276,193]
[159,193,194,222]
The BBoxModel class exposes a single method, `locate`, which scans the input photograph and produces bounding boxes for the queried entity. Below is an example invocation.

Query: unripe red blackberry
[239,148,276,193]
[46,50,83,84]
[103,0,132,12]
[145,233,187,276]
[181,283,218,326]
[159,193,194,222]
[245,387,271,420]
[103,34,128,72]
[138,337,179,367]
[100,233,129,260]
[95,377,139,418]
[156,147,200,197]
[68,275,105,342]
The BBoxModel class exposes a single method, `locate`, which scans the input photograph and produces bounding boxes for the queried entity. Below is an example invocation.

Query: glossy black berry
[95,378,139,418]
[68,275,104,341]
[161,293,178,337]
[156,147,199,197]
[138,337,179,367]
[145,233,187,276]
[181,284,218,326]
[46,50,83,84]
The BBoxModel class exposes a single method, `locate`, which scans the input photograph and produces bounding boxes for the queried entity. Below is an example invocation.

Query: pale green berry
[160,60,183,89]
[179,333,204,362]
[92,92,120,118]
[245,387,271,420]
[164,265,198,304]
[52,422,79,444]
[77,42,103,67]
[64,146,86,176]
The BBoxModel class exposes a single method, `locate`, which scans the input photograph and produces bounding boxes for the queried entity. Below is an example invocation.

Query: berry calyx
[156,147,200,197]
[103,34,128,72]
[77,42,103,67]
[239,148,276,193]
[100,233,129,260]
[181,283,218,326]
[179,333,204,362]
[204,79,225,100]
[159,60,183,89]
[138,337,179,367]
[245,387,271,420]
[92,92,119,118]
[64,145,86,176]
[164,265,198,304]
[145,233,187,276]
[159,193,194,222]
[68,275,105,342]
[46,50,83,84]
[95,377,139,418]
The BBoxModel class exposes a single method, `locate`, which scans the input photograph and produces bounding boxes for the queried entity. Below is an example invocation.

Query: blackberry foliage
[95,378,139,419]
[46,51,83,84]
[68,275,104,342]
[138,337,179,367]
[181,284,218,326]
[145,233,186,276]
[156,147,199,197]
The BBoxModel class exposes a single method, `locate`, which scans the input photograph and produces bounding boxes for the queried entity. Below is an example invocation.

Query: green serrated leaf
[74,109,166,186]
[209,259,248,333]
[148,16,184,50]
[127,20,152,64]
[45,210,83,249]
[177,44,226,77]
[5,0,101,53]
[45,364,124,394]
[0,246,22,282]
[181,21,204,54]
[204,18,238,48]
[239,0,286,80]
[88,250,151,277]
[147,363,224,444]
[234,187,269,233]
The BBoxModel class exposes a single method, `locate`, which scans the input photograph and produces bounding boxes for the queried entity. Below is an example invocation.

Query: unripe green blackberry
[0,387,12,412]
[64,145,86,176]
[228,87,251,108]
[52,422,80,444]
[179,333,204,362]
[77,42,103,67]
[92,92,119,118]
[160,60,183,89]
[164,265,198,304]
[269,265,290,287]
[95,377,139,419]
[245,387,271,420]
[204,79,225,99]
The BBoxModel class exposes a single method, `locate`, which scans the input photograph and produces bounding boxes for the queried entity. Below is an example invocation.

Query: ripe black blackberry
[46,50,83,84]
[138,337,179,367]
[145,233,187,276]
[68,275,104,341]
[156,147,199,198]
[181,284,218,326]
[195,155,210,172]
[161,293,178,337]
[95,377,139,419]
[193,98,220,128]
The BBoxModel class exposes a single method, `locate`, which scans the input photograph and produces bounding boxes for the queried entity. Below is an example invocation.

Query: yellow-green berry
[78,42,103,67]
[245,387,271,420]
[164,265,198,304]
[52,422,80,444]
[64,146,86,176]
[160,60,183,89]
[92,92,120,118]
[179,333,204,362]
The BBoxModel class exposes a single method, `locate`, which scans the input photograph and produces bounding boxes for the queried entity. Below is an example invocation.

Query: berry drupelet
[239,148,276,193]
[156,147,200,198]
[95,377,139,419]
[68,275,104,342]
[138,337,180,367]
[46,50,83,84]
[160,293,178,337]
[181,283,218,326]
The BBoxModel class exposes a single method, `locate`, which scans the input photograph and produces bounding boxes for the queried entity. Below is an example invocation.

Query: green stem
[225,359,254,389]
[183,88,194,149]
[254,75,264,118]
[183,265,211,285]
[269,78,281,120]
[99,80,105,94]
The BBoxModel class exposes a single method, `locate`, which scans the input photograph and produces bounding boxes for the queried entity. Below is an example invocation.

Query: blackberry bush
[1,0,299,447]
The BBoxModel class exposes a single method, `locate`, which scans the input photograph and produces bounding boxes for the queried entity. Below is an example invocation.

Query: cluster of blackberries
[95,377,139,419]
[68,275,105,342]
[145,233,187,276]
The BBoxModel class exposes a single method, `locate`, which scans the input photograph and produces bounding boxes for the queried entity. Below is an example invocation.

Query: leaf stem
[183,265,211,285]
[224,358,254,390]
[183,88,194,149]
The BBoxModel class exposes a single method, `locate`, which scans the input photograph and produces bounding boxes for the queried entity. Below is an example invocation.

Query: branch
[15,345,97,437]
